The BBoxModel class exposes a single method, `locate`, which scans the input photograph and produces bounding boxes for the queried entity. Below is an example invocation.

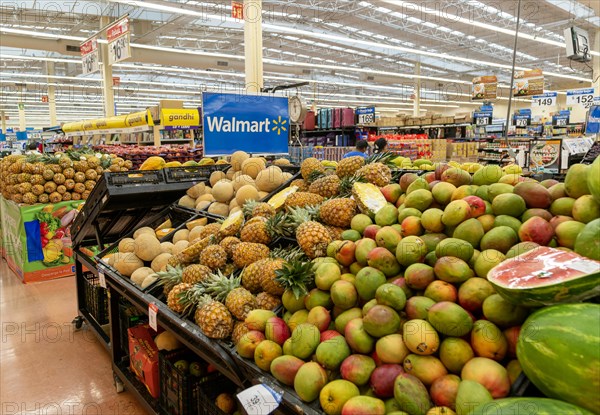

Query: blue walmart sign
[202,92,289,156]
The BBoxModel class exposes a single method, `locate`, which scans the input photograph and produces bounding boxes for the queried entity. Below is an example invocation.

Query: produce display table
[1,195,82,283]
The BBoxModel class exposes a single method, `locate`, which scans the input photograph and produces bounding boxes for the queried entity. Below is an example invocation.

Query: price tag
[237,384,282,415]
[531,96,556,107]
[515,118,529,127]
[109,35,131,65]
[567,88,595,109]
[98,270,106,288]
[475,116,490,126]
[148,303,158,332]
[82,50,99,75]
[358,113,375,124]
[555,117,567,127]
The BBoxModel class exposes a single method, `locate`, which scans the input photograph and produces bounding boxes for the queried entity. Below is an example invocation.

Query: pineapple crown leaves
[366,151,397,167]
[266,211,296,239]
[274,260,315,300]
[286,206,320,230]
[242,199,260,218]
[339,172,366,197]
[307,169,326,184]
[202,270,242,302]
[155,265,183,289]
[269,245,308,262]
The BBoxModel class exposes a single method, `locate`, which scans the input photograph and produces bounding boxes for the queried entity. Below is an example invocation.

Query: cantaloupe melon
[151,252,172,272]
[225,168,236,180]
[141,274,158,289]
[118,237,135,253]
[196,200,211,211]
[114,252,144,276]
[236,185,260,206]
[188,226,204,242]
[256,166,284,192]
[172,229,190,244]
[210,171,227,186]
[160,242,175,254]
[282,172,292,181]
[185,217,208,230]
[173,240,190,255]
[155,331,182,351]
[274,158,291,166]
[134,233,162,261]
[178,195,196,209]
[231,150,250,171]
[241,157,266,179]
[258,191,269,199]
[208,202,229,217]
[232,174,255,191]
[230,206,242,214]
[212,180,235,203]
[131,267,155,286]
[133,227,155,239]
[229,199,239,209]
[187,182,206,199]
[197,194,215,203]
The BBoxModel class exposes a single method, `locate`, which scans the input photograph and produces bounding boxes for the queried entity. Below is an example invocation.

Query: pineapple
[284,192,324,210]
[352,182,388,216]
[53,173,66,185]
[74,172,86,183]
[49,192,62,203]
[38,194,50,204]
[289,208,331,259]
[242,200,275,219]
[290,178,308,191]
[31,184,44,196]
[256,292,282,311]
[62,193,72,201]
[357,162,392,187]
[232,321,250,345]
[274,260,315,300]
[22,192,37,205]
[324,225,345,241]
[42,169,55,181]
[155,265,183,296]
[240,212,294,245]
[219,236,241,257]
[336,155,365,178]
[180,235,215,264]
[85,169,98,181]
[258,258,286,296]
[219,210,244,237]
[318,198,357,228]
[199,245,228,270]
[203,272,257,320]
[300,157,325,181]
[181,264,212,284]
[194,295,234,339]
[232,242,270,268]
[58,156,72,169]
[308,175,340,198]
[269,245,308,263]
[198,223,221,240]
[167,282,194,313]
[44,182,57,194]
[241,259,265,293]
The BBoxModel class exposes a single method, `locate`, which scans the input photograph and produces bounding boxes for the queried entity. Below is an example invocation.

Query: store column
[593,30,600,93]
[100,16,115,117]
[244,0,264,92]
[413,61,421,117]
[18,86,26,131]
[46,62,58,126]
[1,111,7,134]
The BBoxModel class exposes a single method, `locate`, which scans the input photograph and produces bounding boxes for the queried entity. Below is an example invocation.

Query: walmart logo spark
[272,116,287,135]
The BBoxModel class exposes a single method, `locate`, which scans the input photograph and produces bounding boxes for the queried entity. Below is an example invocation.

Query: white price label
[82,50,100,75]
[555,117,567,127]
[515,118,529,127]
[108,35,131,65]
[237,384,282,415]
[98,270,106,288]
[358,113,375,124]
[475,116,490,126]
[567,92,594,109]
[148,303,158,332]
[531,96,556,107]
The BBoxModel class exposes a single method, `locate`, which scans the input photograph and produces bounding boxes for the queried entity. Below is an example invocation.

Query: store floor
[0,260,148,414]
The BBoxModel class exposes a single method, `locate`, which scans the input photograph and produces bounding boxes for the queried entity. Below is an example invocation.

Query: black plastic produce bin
[159,349,206,415]
[194,372,238,415]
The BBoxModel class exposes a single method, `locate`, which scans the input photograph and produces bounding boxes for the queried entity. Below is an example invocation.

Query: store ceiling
[0,0,598,127]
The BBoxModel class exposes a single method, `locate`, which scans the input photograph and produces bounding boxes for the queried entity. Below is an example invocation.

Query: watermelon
[574,219,600,261]
[517,303,600,414]
[471,398,594,415]
[487,246,600,307]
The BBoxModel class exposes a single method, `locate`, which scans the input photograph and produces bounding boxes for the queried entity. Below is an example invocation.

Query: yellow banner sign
[125,111,147,127]
[161,108,200,127]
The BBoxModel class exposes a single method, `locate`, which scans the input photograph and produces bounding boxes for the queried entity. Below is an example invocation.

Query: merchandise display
[1,1,599,414]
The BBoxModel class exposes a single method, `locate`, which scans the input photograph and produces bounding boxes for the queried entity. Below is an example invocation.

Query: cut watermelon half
[487,246,600,307]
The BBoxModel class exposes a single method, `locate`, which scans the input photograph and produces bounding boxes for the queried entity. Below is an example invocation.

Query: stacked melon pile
[177,151,294,217]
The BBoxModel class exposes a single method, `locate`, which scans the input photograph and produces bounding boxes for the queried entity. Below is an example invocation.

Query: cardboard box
[128,324,160,399]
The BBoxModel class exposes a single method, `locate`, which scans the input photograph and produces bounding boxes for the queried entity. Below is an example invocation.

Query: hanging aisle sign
[161,108,201,127]
[202,92,289,156]
[566,88,595,109]
[513,69,544,97]
[472,76,497,100]
[80,36,100,75]
[356,107,375,124]
[107,16,131,65]
[531,92,557,108]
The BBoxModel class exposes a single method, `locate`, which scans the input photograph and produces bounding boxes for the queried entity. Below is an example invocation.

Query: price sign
[475,116,489,126]
[567,88,595,109]
[237,384,282,415]
[356,107,375,124]
[531,92,557,108]
[107,17,131,65]
[80,36,100,75]
[514,116,530,127]
[98,269,106,288]
[148,303,158,331]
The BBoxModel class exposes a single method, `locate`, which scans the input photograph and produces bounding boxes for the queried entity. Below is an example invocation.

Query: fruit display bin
[82,270,109,326]
[159,349,205,415]
[193,372,239,415]
[163,164,230,183]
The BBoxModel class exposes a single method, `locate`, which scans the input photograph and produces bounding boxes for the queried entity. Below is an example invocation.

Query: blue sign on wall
[202,92,289,156]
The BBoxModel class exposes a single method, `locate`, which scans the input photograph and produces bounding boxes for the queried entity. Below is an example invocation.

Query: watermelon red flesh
[470,398,594,415]
[487,246,600,307]
[517,303,600,415]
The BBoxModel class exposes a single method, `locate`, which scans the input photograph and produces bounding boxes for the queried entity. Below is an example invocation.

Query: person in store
[343,139,369,158]
[374,138,388,153]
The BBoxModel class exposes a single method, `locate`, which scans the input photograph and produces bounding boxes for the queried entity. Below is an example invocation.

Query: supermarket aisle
[0,260,148,415]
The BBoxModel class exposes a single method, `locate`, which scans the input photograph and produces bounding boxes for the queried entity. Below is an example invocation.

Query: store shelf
[301,127,355,135]
[113,361,161,415]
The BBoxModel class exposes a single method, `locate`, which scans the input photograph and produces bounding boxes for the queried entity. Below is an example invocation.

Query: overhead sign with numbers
[473,111,493,126]
[531,92,557,108]
[566,88,595,109]
[107,16,131,65]
[356,107,375,124]
[80,36,100,75]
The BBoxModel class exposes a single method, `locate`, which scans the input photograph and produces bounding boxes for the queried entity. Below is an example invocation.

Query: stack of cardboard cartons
[430,139,447,162]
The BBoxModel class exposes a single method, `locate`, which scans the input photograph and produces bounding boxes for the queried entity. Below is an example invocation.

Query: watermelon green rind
[488,247,600,307]
[517,304,600,415]
[470,398,595,415]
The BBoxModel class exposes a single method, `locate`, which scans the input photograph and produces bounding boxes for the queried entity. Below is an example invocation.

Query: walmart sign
[202,92,289,156]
